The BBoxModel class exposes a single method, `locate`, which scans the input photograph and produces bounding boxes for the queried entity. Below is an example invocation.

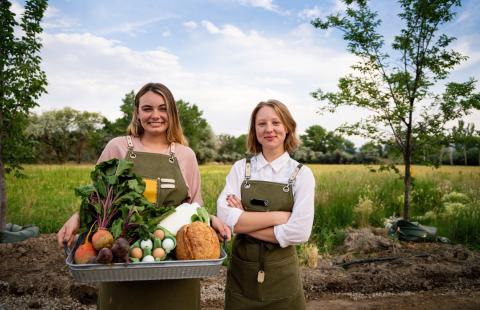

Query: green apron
[98,136,200,310]
[225,157,306,310]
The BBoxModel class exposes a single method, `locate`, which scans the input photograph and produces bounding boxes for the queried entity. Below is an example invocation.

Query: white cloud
[238,0,290,16]
[239,0,277,12]
[38,22,358,142]
[99,17,166,36]
[162,31,171,37]
[453,35,480,69]
[42,5,80,30]
[38,32,185,120]
[332,0,348,13]
[299,6,322,20]
[183,21,198,31]
[201,20,220,34]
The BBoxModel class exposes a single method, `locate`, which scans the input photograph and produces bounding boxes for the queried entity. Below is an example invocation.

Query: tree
[217,134,247,162]
[451,120,475,165]
[106,90,135,137]
[311,0,480,219]
[28,108,104,163]
[177,100,217,163]
[300,125,328,153]
[300,125,356,158]
[0,0,48,230]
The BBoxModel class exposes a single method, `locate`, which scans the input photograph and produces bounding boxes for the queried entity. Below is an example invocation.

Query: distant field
[6,164,480,249]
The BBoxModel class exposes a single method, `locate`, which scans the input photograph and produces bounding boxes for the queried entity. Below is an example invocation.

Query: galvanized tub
[65,237,227,283]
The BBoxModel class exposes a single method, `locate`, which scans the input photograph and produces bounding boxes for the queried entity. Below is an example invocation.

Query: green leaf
[75,184,96,198]
[196,207,210,224]
[111,218,124,239]
[115,159,134,176]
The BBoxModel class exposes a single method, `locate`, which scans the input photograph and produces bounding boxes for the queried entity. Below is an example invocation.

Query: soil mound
[1,230,479,309]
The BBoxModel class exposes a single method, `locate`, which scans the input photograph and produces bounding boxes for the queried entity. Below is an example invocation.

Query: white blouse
[216,152,315,248]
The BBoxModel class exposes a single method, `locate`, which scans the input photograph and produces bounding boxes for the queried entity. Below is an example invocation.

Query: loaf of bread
[175,221,220,260]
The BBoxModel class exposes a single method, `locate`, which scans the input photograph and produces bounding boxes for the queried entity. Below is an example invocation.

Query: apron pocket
[262,254,300,301]
[142,178,157,204]
[227,254,262,300]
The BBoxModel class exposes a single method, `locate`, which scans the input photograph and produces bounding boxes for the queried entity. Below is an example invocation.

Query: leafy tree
[28,108,104,163]
[0,0,48,230]
[105,90,135,138]
[177,100,217,163]
[217,134,247,162]
[311,0,480,219]
[301,124,356,156]
[300,125,328,153]
[343,139,356,155]
[451,120,475,165]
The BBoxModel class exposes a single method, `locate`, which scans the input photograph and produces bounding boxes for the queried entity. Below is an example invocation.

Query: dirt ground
[1,228,479,309]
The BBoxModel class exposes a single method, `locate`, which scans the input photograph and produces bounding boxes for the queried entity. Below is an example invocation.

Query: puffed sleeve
[216,159,245,230]
[185,150,203,205]
[96,137,128,164]
[273,166,315,248]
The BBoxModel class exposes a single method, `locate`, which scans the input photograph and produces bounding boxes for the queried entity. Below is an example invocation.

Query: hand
[226,194,244,211]
[57,213,80,247]
[210,215,232,241]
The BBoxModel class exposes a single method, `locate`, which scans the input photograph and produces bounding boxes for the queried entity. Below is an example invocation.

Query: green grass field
[6,164,480,250]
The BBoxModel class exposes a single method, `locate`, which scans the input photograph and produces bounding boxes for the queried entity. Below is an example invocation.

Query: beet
[92,229,114,250]
[111,238,129,258]
[74,242,97,264]
[96,247,113,264]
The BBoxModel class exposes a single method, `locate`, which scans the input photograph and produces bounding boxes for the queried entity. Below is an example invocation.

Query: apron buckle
[257,270,265,283]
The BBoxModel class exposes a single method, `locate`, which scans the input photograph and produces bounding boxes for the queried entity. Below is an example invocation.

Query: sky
[10,0,480,146]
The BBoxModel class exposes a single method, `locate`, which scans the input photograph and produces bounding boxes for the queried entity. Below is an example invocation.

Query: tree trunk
[0,133,6,231]
[449,147,453,165]
[403,108,413,221]
[403,154,412,221]
[76,136,86,164]
[439,147,444,165]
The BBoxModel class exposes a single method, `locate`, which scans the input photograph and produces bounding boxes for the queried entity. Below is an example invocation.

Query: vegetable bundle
[73,159,220,265]
[74,159,173,264]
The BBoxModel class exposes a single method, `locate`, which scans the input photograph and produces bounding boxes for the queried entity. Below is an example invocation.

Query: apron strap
[168,142,176,163]
[126,136,134,150]
[283,163,303,192]
[126,136,137,159]
[244,156,253,189]
[257,243,265,283]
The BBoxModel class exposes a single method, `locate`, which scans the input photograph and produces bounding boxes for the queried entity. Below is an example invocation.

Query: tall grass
[6,164,480,249]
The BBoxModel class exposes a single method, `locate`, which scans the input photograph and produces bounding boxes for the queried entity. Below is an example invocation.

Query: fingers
[57,225,72,248]
[216,225,232,242]
[224,225,232,241]
[64,227,73,247]
[56,227,66,248]
[226,194,244,210]
[210,216,232,242]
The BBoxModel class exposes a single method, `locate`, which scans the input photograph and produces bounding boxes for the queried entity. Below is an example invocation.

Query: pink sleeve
[176,145,203,205]
[185,150,203,205]
[96,137,128,164]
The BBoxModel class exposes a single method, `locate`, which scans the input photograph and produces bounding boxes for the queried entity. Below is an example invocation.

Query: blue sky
[11,0,480,146]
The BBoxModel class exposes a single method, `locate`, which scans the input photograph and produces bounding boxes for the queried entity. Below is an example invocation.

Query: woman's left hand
[210,215,232,241]
[226,194,244,210]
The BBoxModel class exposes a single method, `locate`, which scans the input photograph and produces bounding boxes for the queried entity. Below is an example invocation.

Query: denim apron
[98,136,200,310]
[225,157,306,310]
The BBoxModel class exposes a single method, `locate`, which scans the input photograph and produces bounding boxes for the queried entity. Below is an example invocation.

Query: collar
[254,152,290,173]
